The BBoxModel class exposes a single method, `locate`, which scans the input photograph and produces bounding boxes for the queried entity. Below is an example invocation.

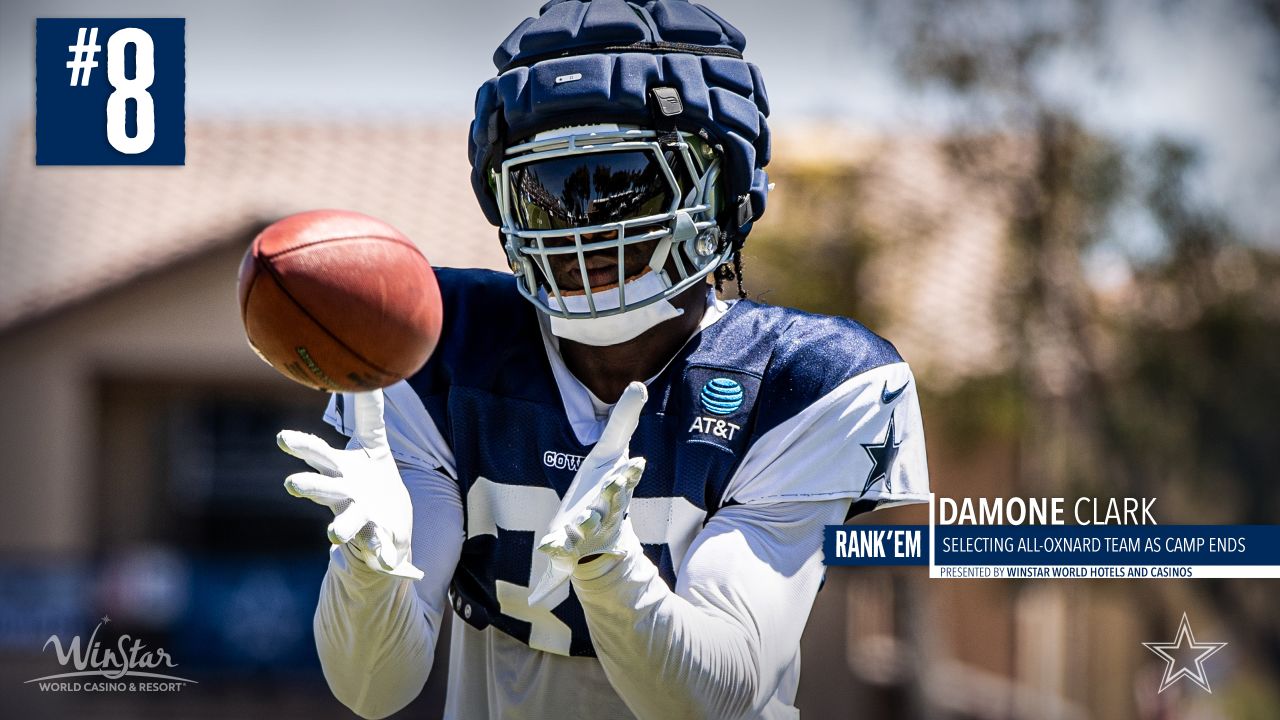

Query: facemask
[544,271,685,346]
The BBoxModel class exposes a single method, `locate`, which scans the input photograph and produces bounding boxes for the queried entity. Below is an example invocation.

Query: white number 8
[106,28,155,154]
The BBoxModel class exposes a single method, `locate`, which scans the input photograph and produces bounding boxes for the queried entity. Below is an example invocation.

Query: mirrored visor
[509,150,675,231]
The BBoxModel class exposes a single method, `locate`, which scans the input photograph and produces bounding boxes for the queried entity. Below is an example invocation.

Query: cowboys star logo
[1142,613,1228,693]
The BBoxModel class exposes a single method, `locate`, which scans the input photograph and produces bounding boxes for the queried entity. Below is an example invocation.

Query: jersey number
[466,477,706,656]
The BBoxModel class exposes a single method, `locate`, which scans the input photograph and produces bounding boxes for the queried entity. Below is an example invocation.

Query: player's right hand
[276,390,424,580]
[529,381,648,607]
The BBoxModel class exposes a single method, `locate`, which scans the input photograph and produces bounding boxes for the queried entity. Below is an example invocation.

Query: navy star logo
[859,413,901,499]
[1142,613,1227,693]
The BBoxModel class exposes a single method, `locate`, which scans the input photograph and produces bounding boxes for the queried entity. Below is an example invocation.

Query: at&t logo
[689,416,741,440]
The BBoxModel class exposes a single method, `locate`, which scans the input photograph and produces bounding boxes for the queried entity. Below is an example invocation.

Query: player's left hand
[529,381,648,607]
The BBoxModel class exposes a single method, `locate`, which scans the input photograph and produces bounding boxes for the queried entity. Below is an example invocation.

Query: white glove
[277,390,424,580]
[529,381,648,607]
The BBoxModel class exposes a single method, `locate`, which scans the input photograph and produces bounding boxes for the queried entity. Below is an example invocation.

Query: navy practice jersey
[325,267,929,659]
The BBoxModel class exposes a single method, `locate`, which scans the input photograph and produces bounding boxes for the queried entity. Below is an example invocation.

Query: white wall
[0,243,288,553]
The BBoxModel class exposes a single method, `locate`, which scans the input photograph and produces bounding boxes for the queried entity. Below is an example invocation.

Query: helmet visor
[509,150,675,231]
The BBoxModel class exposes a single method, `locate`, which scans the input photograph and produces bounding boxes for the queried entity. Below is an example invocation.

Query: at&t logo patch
[689,377,746,443]
[684,368,758,453]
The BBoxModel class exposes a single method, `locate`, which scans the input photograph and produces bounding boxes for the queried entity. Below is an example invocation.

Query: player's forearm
[573,499,848,719]
[573,542,759,720]
[314,544,439,720]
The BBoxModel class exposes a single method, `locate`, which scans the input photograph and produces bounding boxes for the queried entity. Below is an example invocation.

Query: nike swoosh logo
[881,380,909,404]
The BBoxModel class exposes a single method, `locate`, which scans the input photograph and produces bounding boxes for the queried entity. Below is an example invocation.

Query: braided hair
[712,239,747,299]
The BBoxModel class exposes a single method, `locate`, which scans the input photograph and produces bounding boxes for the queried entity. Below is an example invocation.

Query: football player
[276,1,929,718]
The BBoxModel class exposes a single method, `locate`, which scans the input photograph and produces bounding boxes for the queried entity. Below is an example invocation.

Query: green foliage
[846,0,1280,702]
[746,165,879,321]
[923,372,1026,446]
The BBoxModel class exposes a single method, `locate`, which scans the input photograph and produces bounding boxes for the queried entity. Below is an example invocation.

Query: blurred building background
[0,1,1277,719]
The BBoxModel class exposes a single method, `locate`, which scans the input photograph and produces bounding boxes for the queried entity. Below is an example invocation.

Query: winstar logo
[24,616,196,692]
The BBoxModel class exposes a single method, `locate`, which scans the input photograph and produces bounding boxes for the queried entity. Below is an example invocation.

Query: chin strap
[544,270,686,347]
[550,300,684,346]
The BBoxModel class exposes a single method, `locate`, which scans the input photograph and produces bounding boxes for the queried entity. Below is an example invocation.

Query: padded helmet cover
[468,0,771,237]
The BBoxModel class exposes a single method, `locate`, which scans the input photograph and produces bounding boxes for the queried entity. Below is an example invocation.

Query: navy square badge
[36,18,185,165]
[682,365,761,455]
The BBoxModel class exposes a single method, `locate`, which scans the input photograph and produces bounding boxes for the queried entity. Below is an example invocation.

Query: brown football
[237,209,443,392]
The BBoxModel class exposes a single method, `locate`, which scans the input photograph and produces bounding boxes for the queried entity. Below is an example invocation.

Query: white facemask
[543,271,685,346]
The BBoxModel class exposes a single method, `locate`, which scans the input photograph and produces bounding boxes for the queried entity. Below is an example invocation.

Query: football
[237,209,443,392]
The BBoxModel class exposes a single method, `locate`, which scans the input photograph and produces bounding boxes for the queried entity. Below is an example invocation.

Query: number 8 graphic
[106,28,155,154]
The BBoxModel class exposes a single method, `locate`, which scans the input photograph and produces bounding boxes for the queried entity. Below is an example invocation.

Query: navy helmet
[468,0,771,320]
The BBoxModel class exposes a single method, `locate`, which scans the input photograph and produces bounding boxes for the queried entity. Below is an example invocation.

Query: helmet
[468,0,771,331]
